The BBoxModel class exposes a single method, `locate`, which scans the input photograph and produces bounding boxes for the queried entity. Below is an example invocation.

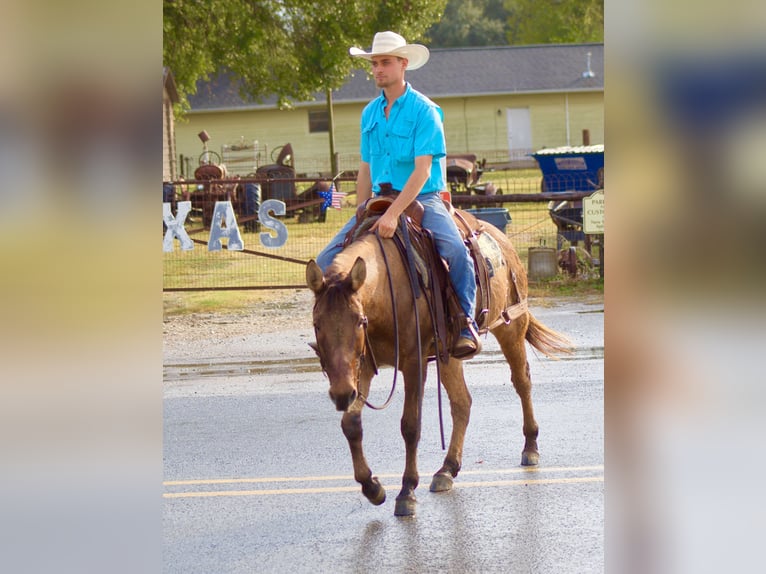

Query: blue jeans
[316,193,476,320]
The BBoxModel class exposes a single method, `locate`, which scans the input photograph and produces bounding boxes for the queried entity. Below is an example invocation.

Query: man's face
[370,56,407,89]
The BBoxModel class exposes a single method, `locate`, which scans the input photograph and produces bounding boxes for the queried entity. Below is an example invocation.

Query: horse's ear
[348,257,366,292]
[306,260,325,293]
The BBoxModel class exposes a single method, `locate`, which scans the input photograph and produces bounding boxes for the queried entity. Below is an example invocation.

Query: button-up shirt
[360,83,447,195]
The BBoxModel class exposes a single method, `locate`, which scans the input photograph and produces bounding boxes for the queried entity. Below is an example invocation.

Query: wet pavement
[163,300,603,573]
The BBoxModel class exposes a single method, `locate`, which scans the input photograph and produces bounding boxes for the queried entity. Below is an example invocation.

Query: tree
[505,0,603,44]
[164,0,448,110]
[427,0,510,47]
[164,0,448,173]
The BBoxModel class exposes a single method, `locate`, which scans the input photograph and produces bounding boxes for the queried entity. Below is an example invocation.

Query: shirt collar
[376,82,411,110]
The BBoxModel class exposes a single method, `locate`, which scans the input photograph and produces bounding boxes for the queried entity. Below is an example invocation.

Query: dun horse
[306,209,570,516]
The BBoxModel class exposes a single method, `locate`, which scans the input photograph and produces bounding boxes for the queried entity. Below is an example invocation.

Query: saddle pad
[477,231,505,276]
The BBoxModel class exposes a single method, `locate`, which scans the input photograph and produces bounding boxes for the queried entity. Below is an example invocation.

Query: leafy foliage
[427,0,510,47]
[505,0,604,44]
[427,0,602,47]
[164,0,602,110]
[163,0,448,110]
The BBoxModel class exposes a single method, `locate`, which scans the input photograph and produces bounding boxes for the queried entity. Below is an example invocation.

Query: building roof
[163,67,180,104]
[188,43,603,112]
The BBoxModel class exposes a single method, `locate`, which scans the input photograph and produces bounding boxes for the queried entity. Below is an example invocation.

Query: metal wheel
[199,150,222,165]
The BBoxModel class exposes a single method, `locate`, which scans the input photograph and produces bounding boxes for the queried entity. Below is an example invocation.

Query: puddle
[468,346,603,365]
[164,346,603,381]
[164,356,322,381]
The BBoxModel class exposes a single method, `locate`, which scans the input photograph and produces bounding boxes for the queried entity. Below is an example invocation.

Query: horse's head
[306,257,368,412]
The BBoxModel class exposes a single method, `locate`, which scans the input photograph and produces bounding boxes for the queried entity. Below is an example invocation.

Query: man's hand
[370,210,399,238]
[368,155,432,238]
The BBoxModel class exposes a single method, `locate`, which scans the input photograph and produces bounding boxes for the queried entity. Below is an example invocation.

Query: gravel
[163,289,316,364]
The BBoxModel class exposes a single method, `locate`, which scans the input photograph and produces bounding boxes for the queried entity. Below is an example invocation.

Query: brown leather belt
[377,183,399,196]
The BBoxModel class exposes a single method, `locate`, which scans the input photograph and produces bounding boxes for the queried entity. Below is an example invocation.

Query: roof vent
[582,52,595,78]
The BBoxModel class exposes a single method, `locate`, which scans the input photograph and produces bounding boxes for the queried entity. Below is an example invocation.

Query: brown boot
[452,319,481,359]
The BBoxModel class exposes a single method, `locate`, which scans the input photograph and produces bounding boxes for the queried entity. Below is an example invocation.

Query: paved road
[163,300,603,573]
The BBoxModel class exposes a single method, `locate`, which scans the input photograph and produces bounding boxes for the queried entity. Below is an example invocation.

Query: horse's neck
[331,236,389,309]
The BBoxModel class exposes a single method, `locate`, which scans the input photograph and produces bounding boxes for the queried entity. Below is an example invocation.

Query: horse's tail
[525,312,574,359]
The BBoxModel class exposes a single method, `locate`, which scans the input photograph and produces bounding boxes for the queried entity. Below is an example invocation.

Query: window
[308,110,329,133]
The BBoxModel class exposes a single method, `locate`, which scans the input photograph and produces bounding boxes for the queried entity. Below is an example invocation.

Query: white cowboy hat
[349,31,430,71]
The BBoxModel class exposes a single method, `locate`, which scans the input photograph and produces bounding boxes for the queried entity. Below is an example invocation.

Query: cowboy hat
[349,31,430,71]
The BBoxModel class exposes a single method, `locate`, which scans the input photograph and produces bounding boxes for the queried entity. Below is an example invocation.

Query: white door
[506,108,532,161]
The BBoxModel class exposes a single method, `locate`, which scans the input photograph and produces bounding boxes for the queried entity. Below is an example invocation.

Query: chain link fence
[163,168,597,291]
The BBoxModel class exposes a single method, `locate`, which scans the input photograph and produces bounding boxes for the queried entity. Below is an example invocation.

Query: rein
[362,223,442,451]
[360,229,400,411]
[361,223,424,416]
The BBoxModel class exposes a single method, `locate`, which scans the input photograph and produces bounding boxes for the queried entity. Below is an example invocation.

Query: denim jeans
[315,193,476,320]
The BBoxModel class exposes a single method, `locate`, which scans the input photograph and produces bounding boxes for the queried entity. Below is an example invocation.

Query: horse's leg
[494,319,540,466]
[430,359,472,492]
[394,359,427,517]
[340,371,386,506]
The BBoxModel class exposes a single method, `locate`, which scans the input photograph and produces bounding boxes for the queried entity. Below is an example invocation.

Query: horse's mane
[326,234,381,282]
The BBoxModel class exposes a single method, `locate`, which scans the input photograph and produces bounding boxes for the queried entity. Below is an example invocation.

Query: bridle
[316,229,403,412]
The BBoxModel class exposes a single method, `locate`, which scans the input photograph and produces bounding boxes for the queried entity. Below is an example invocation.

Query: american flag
[330,183,346,209]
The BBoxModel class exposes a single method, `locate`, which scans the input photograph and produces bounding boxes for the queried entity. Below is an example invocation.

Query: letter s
[259,199,288,248]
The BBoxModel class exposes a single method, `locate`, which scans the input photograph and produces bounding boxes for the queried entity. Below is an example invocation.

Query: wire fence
[162,169,594,291]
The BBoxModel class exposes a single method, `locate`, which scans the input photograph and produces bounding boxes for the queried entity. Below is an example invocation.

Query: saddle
[342,194,494,363]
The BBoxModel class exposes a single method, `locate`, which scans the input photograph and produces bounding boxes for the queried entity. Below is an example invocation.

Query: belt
[377,183,399,196]
[376,183,439,197]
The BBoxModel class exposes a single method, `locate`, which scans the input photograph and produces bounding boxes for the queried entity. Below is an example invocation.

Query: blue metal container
[465,207,511,233]
[531,145,604,192]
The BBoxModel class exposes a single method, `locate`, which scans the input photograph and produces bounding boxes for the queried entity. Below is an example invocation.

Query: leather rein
[359,225,416,411]
[357,228,399,410]
[360,221,439,448]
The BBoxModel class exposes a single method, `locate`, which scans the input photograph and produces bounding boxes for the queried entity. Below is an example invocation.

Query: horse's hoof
[362,476,386,506]
[429,472,454,492]
[521,451,539,466]
[394,495,417,517]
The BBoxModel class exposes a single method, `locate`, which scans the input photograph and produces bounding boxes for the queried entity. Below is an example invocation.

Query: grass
[163,270,603,317]
[163,289,305,316]
[528,275,604,300]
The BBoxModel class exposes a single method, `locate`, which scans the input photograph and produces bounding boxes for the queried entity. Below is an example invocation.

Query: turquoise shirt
[360,83,447,195]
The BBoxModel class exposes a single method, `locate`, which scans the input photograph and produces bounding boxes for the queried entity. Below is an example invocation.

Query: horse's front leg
[394,360,426,517]
[340,370,386,506]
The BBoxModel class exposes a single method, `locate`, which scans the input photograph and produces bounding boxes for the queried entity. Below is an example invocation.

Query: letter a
[208,201,244,251]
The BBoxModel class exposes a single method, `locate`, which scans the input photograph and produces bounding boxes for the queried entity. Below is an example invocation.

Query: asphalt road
[163,300,604,573]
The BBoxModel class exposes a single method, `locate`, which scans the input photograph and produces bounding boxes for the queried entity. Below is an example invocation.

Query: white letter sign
[163,201,194,252]
[208,201,244,251]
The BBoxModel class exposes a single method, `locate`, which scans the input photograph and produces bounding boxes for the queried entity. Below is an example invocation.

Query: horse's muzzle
[329,388,358,412]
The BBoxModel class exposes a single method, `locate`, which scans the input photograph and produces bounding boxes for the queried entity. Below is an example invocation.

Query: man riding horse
[315,31,481,359]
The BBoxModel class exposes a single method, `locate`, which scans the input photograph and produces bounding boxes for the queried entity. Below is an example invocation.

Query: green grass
[163,275,603,317]
[529,275,603,300]
[163,289,303,316]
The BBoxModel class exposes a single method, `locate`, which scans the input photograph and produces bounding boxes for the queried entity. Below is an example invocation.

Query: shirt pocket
[390,119,416,162]
[362,121,383,157]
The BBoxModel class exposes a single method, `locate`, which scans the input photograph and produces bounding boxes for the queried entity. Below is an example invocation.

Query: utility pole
[326,87,338,176]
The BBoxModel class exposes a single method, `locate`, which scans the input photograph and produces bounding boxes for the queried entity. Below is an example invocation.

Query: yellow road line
[163,475,603,499]
[163,465,604,487]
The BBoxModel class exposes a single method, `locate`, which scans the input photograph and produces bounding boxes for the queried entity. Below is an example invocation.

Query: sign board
[583,189,604,234]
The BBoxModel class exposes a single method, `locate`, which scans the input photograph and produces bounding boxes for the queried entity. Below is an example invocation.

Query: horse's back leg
[493,317,540,466]
[341,370,386,506]
[430,358,472,492]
